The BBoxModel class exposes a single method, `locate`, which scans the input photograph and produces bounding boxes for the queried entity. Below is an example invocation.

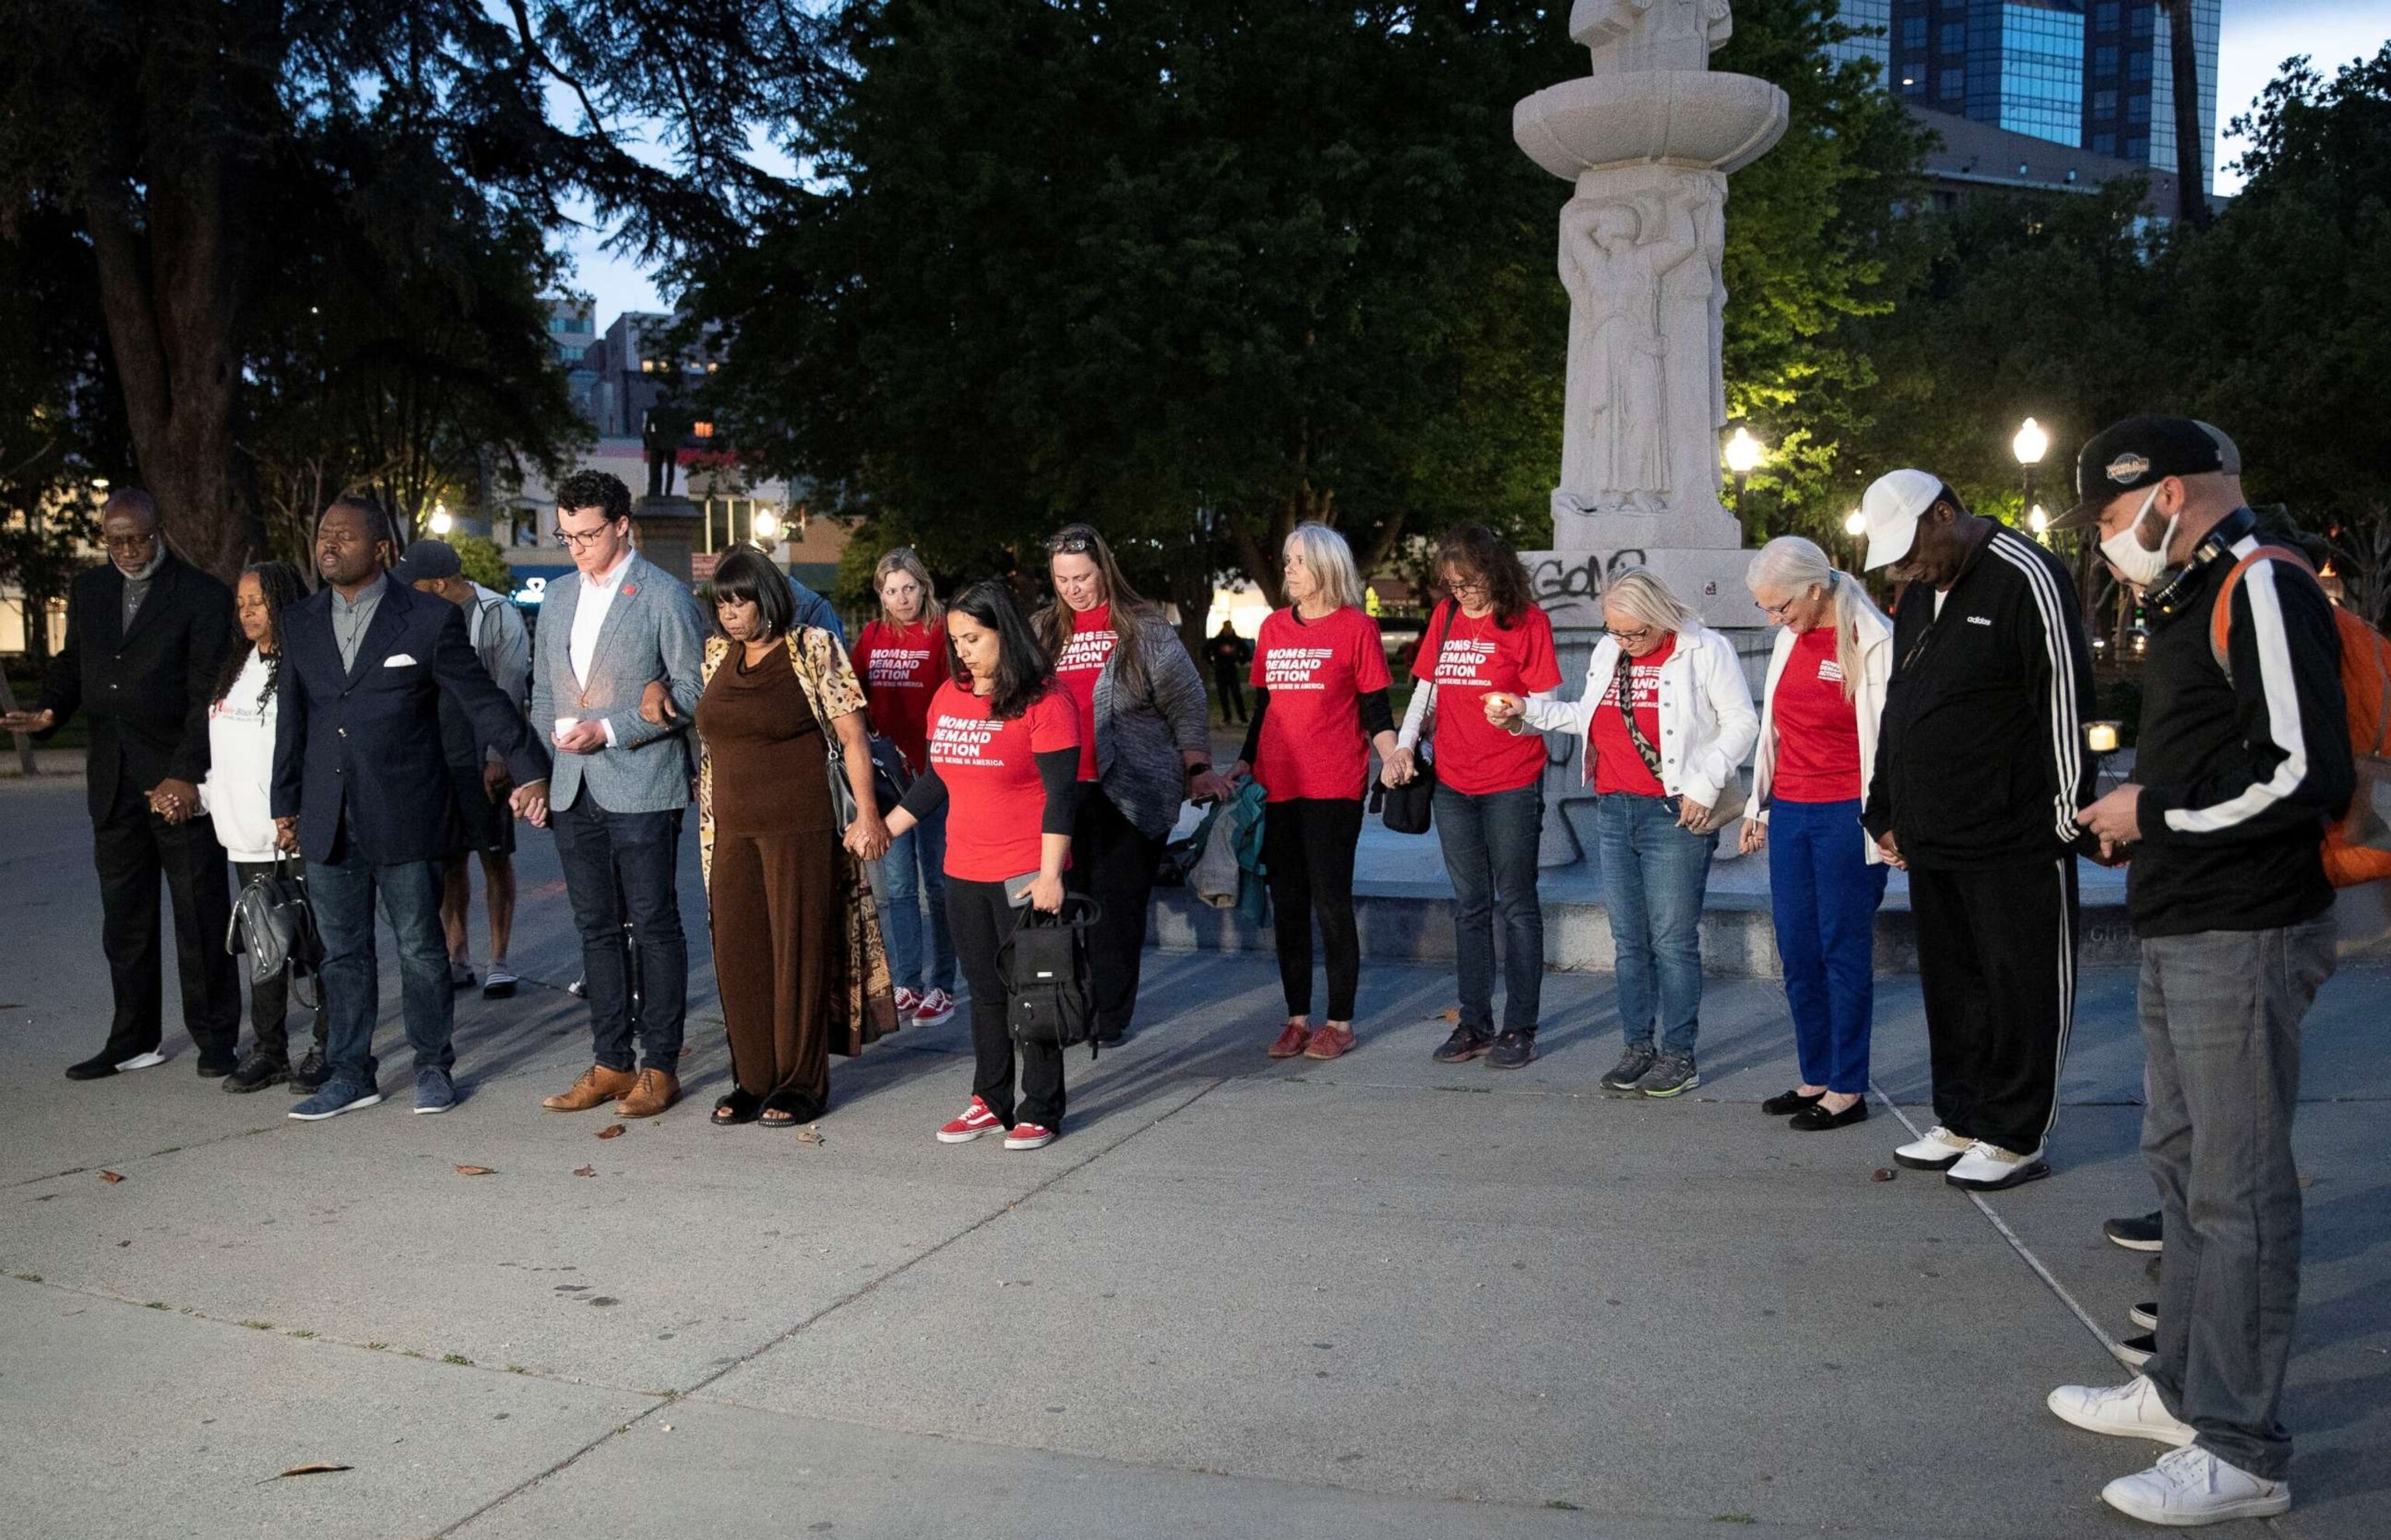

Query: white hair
[1284,521,1367,612]
[1600,567,1696,637]
[1747,536,1884,701]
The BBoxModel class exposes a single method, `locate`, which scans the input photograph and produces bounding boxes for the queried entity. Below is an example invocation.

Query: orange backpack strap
[2208,545,2317,674]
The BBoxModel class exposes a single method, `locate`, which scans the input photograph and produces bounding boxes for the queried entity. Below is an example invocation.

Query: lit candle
[554,716,579,743]
[2086,722,2119,755]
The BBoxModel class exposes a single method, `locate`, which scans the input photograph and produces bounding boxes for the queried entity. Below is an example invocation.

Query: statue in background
[1558,188,1703,509]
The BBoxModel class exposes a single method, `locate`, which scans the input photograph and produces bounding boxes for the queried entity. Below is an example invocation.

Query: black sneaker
[1432,1026,1492,1064]
[223,1054,289,1093]
[1486,1031,1537,1070]
[1634,1051,1701,1099]
[2104,1211,2163,1253]
[1601,1044,1658,1092]
[195,1049,237,1079]
[2112,1331,2157,1369]
[289,1046,330,1095]
[2130,1301,2158,1330]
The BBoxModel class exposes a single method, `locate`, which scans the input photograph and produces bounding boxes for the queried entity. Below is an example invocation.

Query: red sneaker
[1267,1021,1311,1058]
[1303,1023,1356,1061]
[1003,1121,1055,1150]
[913,987,957,1027]
[936,1096,1002,1143]
[893,987,923,1019]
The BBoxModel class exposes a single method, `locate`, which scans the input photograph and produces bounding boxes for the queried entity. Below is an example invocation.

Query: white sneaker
[2101,1447,2289,1526]
[2046,1377,2197,1447]
[1893,1124,1970,1170]
[1946,1139,2051,1191]
[114,1050,168,1072]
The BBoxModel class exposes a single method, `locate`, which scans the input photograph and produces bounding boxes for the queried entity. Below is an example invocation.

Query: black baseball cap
[391,538,463,584]
[2053,416,2229,529]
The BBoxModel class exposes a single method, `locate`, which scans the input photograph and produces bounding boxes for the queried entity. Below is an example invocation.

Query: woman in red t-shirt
[1381,525,1561,1069]
[865,581,1080,1149]
[850,548,958,1029]
[1226,522,1397,1062]
[1741,537,1894,1132]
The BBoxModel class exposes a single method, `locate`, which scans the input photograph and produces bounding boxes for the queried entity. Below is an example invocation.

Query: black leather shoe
[1789,1097,1868,1131]
[1761,1088,1824,1116]
[224,1054,289,1093]
[65,1052,119,1081]
[1432,1025,1492,1064]
[196,1051,238,1079]
[1486,1030,1538,1070]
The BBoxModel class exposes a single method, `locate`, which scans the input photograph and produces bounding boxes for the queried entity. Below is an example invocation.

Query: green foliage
[440,536,515,595]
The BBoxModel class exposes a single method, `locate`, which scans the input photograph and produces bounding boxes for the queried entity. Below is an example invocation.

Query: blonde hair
[1746,536,1882,702]
[1600,567,1696,637]
[872,546,943,626]
[1283,522,1367,612]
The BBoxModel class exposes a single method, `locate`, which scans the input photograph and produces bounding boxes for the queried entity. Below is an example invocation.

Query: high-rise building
[1826,0,1894,75]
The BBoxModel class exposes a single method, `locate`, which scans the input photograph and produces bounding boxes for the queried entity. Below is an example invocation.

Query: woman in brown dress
[696,544,899,1128]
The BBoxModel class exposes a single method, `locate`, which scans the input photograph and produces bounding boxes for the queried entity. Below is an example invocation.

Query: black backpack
[999,894,1104,1059]
[225,856,323,1005]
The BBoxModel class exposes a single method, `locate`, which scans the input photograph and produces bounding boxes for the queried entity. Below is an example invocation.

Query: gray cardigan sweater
[1085,609,1213,840]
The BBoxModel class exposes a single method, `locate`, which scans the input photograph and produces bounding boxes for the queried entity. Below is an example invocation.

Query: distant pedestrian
[872,581,1080,1150]
[1383,524,1561,1069]
[1741,537,1892,1132]
[2046,418,2352,1528]
[1858,468,2094,1191]
[1490,567,1757,1099]
[1228,522,1396,1063]
[1206,619,1252,724]
[1036,524,1227,1044]
[849,547,959,1028]
[4,489,243,1082]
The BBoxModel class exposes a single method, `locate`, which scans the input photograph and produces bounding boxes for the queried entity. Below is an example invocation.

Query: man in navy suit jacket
[271,496,550,1121]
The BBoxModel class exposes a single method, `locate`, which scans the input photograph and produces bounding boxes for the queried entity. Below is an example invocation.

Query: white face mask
[2100,486,2178,589]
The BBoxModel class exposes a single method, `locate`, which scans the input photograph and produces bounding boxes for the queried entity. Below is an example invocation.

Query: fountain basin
[1514,70,1787,180]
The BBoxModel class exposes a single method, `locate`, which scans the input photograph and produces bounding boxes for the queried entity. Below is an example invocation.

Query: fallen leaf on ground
[793,1125,823,1145]
[267,1461,352,1481]
[100,1170,125,1184]
[1439,1009,1459,1023]
[454,1164,496,1177]
[596,1124,626,1140]
[572,1166,596,1177]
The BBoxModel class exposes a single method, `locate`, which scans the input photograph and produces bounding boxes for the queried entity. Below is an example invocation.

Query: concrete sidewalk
[1,776,2383,1539]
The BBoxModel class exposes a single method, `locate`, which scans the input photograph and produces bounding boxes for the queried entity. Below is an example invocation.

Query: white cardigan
[1750,612,1894,863]
[1516,623,1758,809]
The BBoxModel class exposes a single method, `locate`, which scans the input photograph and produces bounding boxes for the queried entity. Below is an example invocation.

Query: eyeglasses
[1445,575,1488,595]
[103,534,158,555]
[552,522,623,549]
[1760,595,1800,622]
[1605,624,1652,644]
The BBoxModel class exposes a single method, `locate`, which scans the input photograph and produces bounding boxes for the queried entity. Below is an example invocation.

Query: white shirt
[568,549,633,689]
[198,651,281,862]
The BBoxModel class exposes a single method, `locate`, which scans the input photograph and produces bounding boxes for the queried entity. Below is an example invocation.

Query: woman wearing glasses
[1740,538,1893,1132]
[1034,524,1226,1044]
[1381,525,1562,1068]
[1489,567,1757,1097]
[1227,523,1397,1061]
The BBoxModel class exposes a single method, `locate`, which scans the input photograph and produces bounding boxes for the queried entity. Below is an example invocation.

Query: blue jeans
[1434,781,1545,1035]
[872,804,955,995]
[1767,798,1888,1094]
[550,797,688,1074]
[307,847,451,1087]
[1593,791,1716,1054]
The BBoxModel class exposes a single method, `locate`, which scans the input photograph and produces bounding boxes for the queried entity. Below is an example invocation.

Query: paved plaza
[1,773,2383,1539]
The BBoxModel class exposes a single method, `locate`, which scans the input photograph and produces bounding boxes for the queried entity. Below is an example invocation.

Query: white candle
[2086,722,2119,754]
[554,716,579,742]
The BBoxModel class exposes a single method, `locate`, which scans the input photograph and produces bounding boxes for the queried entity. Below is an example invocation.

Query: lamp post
[1842,507,1867,568]
[428,502,454,537]
[1723,427,1764,513]
[751,507,781,553]
[2012,416,2048,524]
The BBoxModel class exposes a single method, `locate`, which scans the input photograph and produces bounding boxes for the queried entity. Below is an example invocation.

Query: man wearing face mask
[2042,417,2351,1528]
[1857,468,2096,1192]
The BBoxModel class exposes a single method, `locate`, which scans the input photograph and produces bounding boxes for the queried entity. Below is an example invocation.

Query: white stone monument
[1512,0,1787,861]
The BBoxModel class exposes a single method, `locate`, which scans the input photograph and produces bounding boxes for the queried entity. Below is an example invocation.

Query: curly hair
[1433,524,1535,627]
[553,469,633,524]
[212,560,308,707]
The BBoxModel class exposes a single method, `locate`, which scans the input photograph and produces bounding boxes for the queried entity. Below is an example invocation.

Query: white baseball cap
[1859,468,1947,572]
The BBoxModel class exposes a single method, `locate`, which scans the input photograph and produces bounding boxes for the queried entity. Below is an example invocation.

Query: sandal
[711,1089,762,1126]
[759,1088,818,1127]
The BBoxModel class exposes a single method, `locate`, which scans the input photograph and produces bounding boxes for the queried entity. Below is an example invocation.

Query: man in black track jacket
[1859,468,2095,1192]
[2045,417,2351,1528]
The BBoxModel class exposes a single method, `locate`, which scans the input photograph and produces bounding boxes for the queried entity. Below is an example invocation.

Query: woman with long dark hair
[864,581,1080,1149]
[697,544,897,1129]
[851,546,959,1027]
[1382,524,1562,1068]
[196,560,328,1093]
[1034,524,1224,1044]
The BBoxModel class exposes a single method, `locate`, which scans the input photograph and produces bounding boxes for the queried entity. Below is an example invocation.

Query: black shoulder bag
[999,893,1105,1060]
[1371,602,1455,836]
[224,854,323,1007]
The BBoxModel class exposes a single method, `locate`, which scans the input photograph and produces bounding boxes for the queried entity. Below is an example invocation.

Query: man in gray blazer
[529,470,707,1119]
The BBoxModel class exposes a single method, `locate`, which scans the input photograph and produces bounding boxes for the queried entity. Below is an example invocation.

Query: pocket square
[383,653,418,667]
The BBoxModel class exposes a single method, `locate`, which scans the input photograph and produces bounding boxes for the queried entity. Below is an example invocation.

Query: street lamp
[1723,427,1764,510]
[2013,416,2048,522]
[751,507,781,545]
[2028,503,2050,537]
[428,502,454,537]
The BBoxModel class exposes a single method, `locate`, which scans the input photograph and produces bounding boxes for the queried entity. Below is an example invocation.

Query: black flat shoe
[1761,1088,1824,1116]
[1788,1098,1868,1131]
[712,1089,762,1126]
[65,1053,118,1082]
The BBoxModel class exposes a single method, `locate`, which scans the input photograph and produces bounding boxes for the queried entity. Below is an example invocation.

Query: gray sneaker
[413,1066,457,1115]
[1635,1051,1701,1098]
[1601,1043,1659,1092]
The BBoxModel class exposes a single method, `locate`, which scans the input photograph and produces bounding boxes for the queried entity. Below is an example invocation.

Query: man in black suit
[3,490,243,1080]
[272,497,551,1121]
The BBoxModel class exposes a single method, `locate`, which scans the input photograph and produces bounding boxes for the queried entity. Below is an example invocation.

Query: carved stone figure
[1558,189,1702,505]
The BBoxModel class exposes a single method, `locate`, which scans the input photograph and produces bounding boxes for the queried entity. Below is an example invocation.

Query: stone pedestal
[631,496,702,586]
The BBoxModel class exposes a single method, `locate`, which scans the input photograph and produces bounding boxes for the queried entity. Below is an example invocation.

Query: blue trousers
[1766,798,1887,1095]
[1433,781,1544,1035]
[1593,791,1716,1054]
[872,804,956,995]
[307,847,451,1088]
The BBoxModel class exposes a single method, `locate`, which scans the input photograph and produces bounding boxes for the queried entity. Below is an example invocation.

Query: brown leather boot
[542,1063,637,1111]
[616,1068,679,1118]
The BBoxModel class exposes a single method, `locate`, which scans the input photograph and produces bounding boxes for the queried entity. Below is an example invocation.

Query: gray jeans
[2138,915,2336,1482]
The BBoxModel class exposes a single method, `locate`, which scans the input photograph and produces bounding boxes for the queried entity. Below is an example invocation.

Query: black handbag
[1372,601,1456,835]
[224,854,322,1005]
[825,732,915,834]
[999,893,1104,1059]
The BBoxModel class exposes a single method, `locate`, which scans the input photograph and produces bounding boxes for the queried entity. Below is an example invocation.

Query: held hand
[1675,797,1712,831]
[553,720,608,756]
[1187,768,1234,805]
[274,816,300,854]
[2076,783,2143,855]
[847,814,892,863]
[1483,692,1524,729]
[1028,872,1066,914]
[1,708,54,735]
[640,680,678,727]
[510,780,550,829]
[1225,759,1252,785]
[1875,830,1907,871]
[1380,748,1417,788]
[1738,817,1765,856]
[150,777,200,824]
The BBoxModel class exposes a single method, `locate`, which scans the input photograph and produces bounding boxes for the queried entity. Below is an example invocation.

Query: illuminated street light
[1722,427,1764,511]
[428,503,454,536]
[1843,509,1866,537]
[752,508,781,543]
[2012,417,2048,467]
[2028,503,2050,536]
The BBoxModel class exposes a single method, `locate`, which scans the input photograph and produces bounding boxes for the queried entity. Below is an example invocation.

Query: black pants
[550,796,688,1074]
[1908,858,2079,1156]
[1065,790,1164,1039]
[230,861,329,1063]
[1212,661,1247,723]
[1262,797,1364,1021]
[91,780,241,1062]
[946,877,1065,1129]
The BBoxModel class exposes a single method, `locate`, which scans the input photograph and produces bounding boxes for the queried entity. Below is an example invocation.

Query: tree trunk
[2161,0,2210,230]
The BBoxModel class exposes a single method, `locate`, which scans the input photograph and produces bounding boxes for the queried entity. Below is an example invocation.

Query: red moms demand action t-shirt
[1250,605,1391,802]
[924,681,1080,882]
[1051,603,1115,782]
[1588,633,1674,797]
[851,618,947,773]
[1769,624,1863,803]
[1412,602,1562,796]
